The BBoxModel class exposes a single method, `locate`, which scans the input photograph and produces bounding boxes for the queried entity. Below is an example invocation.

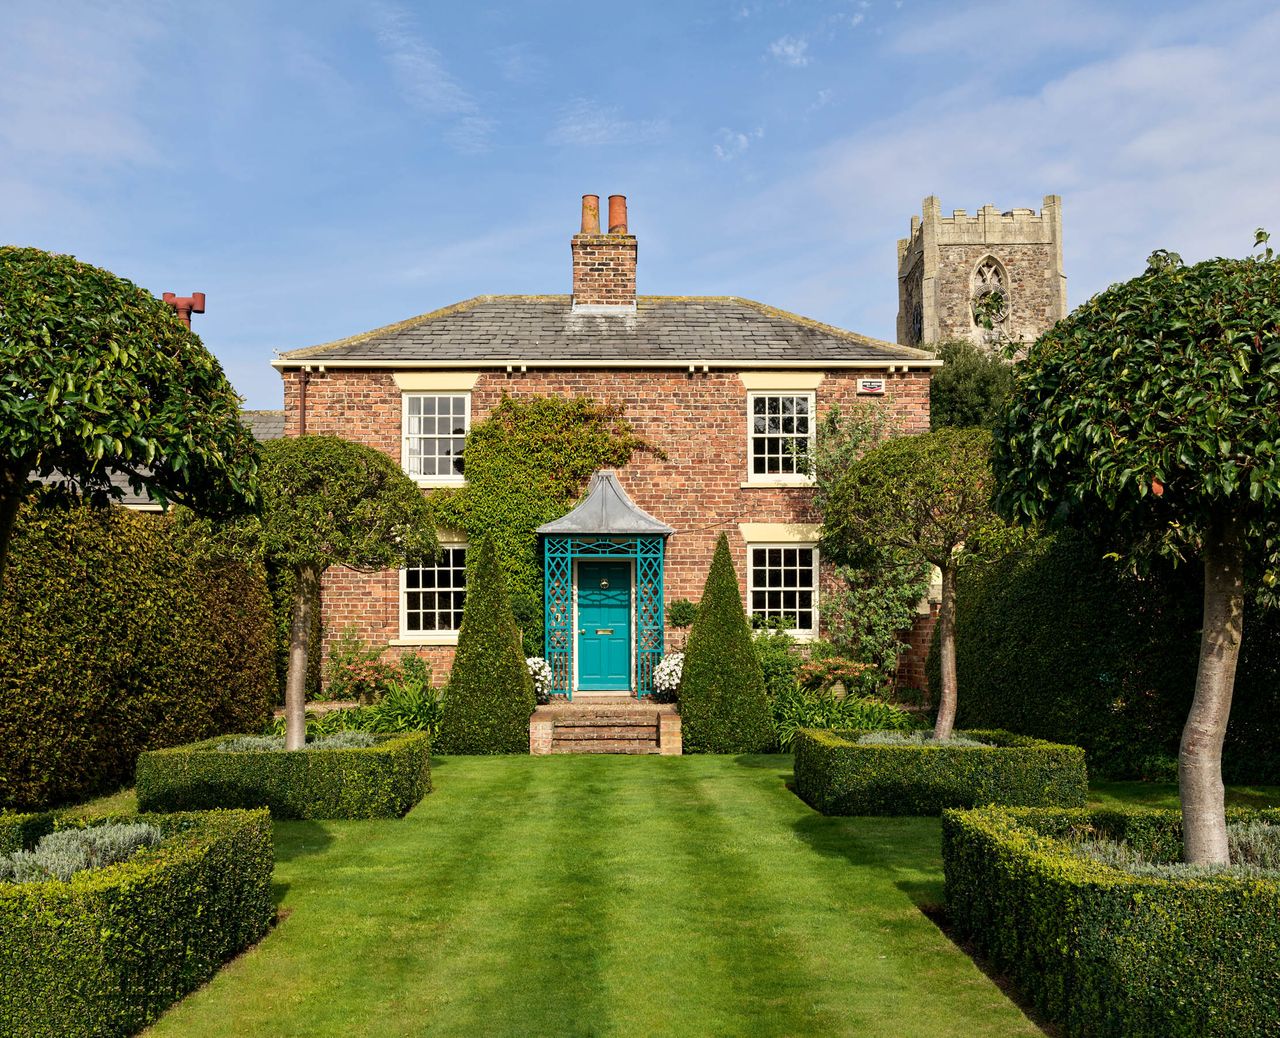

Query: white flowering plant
[651,652,684,702]
[526,656,555,703]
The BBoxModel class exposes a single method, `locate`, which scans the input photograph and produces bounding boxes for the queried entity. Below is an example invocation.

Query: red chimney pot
[162,291,206,328]
[580,195,601,234]
[608,195,628,234]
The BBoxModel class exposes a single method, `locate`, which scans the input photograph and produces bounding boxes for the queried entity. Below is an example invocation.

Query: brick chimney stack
[571,194,636,311]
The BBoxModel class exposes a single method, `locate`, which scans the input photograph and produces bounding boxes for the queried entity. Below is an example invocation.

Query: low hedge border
[0,808,273,1038]
[0,811,55,855]
[793,728,1088,815]
[136,732,431,819]
[943,806,1280,1038]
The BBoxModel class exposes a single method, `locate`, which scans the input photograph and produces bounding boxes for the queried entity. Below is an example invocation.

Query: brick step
[549,739,660,754]
[553,726,659,740]
[553,715,657,727]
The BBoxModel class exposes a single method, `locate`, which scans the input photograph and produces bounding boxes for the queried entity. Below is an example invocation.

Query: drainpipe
[298,367,309,435]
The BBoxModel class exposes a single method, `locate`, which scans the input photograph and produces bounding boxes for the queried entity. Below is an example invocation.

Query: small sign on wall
[857,378,886,396]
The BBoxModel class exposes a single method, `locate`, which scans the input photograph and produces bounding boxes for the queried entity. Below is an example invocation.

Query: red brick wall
[283,366,931,681]
[896,604,939,699]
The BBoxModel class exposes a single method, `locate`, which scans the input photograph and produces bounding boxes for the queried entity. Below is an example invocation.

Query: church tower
[896,195,1067,349]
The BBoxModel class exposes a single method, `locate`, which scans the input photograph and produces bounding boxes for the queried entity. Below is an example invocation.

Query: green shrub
[666,598,698,628]
[0,503,276,810]
[927,529,1280,781]
[793,728,1087,815]
[136,732,431,819]
[772,688,920,751]
[928,338,1014,430]
[943,806,1280,1037]
[679,534,775,753]
[436,534,535,754]
[0,808,273,1038]
[753,627,801,698]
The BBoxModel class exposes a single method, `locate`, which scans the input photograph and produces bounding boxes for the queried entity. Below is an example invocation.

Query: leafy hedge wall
[927,530,1280,781]
[943,806,1280,1038]
[793,728,1088,815]
[0,808,274,1038]
[136,732,431,819]
[0,503,276,810]
[0,811,53,855]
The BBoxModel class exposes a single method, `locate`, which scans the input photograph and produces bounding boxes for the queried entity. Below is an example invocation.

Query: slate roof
[537,470,674,537]
[274,296,937,368]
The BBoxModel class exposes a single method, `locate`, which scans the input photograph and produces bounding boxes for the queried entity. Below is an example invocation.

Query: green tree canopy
[232,435,438,749]
[820,427,1010,739]
[679,533,774,753]
[0,246,257,588]
[993,237,1280,864]
[929,339,1014,431]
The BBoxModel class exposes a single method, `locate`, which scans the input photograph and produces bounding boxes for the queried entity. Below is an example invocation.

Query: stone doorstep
[531,702,682,756]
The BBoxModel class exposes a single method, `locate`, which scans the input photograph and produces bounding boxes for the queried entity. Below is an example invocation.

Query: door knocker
[599,579,610,589]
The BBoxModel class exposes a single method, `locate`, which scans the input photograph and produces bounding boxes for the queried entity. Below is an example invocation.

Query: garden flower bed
[793,727,1087,815]
[943,805,1280,1038]
[136,731,431,819]
[0,809,273,1038]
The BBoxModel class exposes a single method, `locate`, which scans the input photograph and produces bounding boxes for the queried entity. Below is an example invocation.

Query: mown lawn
[138,754,1045,1038]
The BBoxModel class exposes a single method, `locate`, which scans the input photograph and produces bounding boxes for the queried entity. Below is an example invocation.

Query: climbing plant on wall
[426,396,662,654]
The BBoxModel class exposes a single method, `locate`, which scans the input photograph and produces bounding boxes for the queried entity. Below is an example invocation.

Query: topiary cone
[679,533,775,753]
[436,533,536,754]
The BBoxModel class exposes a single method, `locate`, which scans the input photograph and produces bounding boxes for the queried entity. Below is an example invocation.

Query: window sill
[740,480,815,489]
[390,635,460,647]
[411,479,467,489]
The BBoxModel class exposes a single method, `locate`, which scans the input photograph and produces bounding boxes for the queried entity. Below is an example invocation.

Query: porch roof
[537,470,674,537]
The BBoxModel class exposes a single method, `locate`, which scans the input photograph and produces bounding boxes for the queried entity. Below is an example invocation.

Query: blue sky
[4,0,1279,408]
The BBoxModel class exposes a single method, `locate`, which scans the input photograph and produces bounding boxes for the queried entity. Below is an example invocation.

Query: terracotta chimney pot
[608,195,628,234]
[581,195,601,234]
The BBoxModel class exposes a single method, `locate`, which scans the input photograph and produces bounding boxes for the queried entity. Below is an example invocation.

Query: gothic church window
[971,256,1010,332]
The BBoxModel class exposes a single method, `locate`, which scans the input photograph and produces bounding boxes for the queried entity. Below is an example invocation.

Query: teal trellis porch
[537,471,673,699]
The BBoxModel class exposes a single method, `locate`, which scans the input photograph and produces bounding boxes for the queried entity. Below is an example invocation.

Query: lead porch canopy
[537,470,673,699]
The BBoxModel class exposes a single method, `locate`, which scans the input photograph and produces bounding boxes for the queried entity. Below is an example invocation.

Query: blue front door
[577,561,632,691]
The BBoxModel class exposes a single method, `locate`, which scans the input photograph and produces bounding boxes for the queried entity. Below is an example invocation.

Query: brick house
[272,194,941,698]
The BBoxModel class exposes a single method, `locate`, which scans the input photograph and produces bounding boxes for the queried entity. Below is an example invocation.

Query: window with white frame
[403,393,469,482]
[403,545,467,636]
[748,544,818,635]
[749,392,814,480]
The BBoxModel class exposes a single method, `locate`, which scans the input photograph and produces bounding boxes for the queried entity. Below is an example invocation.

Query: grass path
[142,754,1045,1038]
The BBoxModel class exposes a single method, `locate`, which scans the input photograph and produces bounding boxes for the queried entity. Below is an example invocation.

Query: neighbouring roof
[273,295,938,369]
[242,409,286,441]
[537,470,675,537]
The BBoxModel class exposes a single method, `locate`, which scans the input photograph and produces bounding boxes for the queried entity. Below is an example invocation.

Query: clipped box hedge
[943,806,1280,1038]
[0,808,273,1038]
[136,732,431,819]
[793,728,1087,815]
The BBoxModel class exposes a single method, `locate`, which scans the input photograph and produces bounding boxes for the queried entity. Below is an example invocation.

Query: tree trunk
[284,563,322,751]
[1180,514,1245,865]
[933,564,958,741]
[0,466,27,595]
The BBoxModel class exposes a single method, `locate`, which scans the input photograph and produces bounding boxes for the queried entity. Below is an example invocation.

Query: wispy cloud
[369,2,493,153]
[0,5,162,167]
[548,98,667,147]
[768,34,811,66]
[714,126,764,161]
[491,42,547,85]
